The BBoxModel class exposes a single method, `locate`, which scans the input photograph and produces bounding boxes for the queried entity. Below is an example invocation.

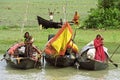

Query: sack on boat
[87,48,95,59]
[18,46,25,54]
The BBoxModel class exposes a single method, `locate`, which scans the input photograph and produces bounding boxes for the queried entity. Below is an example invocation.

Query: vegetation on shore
[82,0,120,29]
[0,27,120,55]
[0,0,119,64]
[0,0,97,27]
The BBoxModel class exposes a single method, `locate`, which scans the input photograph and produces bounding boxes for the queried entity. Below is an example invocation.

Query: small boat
[45,35,76,67]
[77,50,108,70]
[4,42,41,69]
[44,22,78,67]
[76,41,109,70]
[37,16,62,29]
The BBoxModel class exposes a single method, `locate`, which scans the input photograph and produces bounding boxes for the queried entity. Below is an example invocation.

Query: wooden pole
[21,0,29,36]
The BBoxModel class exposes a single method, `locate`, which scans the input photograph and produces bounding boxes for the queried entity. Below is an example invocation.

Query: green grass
[0,27,120,56]
[0,0,119,64]
[0,0,98,53]
[0,0,97,26]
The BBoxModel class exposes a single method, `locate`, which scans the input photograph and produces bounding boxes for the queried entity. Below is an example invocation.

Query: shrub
[82,0,120,29]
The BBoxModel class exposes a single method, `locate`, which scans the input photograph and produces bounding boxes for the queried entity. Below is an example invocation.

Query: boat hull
[37,16,61,29]
[5,57,41,69]
[4,42,41,69]
[77,50,108,70]
[45,54,75,67]
[78,59,108,70]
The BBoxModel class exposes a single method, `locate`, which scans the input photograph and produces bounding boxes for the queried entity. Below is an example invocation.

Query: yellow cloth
[44,22,79,56]
[51,22,73,56]
[68,41,79,53]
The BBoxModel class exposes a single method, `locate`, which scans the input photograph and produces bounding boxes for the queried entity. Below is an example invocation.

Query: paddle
[41,52,45,68]
[110,44,120,59]
[108,44,120,68]
[108,57,118,68]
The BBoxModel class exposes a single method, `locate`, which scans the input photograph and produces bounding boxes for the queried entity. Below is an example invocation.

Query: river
[0,55,120,80]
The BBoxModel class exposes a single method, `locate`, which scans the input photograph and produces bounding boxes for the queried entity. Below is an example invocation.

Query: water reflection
[36,69,46,80]
[0,55,120,80]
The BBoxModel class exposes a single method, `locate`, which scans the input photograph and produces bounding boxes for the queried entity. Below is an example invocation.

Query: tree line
[82,0,120,29]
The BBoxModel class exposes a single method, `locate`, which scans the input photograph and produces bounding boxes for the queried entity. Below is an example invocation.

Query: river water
[0,55,120,80]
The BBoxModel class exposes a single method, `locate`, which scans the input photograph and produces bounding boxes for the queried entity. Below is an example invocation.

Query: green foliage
[115,0,120,10]
[0,26,9,30]
[98,0,114,9]
[82,0,120,29]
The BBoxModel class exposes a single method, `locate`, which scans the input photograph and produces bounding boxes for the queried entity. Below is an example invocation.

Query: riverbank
[0,27,120,55]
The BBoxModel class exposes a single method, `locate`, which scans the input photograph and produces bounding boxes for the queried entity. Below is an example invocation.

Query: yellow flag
[51,22,73,55]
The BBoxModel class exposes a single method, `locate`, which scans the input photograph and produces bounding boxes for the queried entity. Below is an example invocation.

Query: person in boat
[48,8,55,22]
[72,11,80,25]
[60,18,63,26]
[24,32,34,57]
[94,34,107,62]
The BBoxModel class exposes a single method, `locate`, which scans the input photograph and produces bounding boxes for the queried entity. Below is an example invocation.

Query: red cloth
[94,37,106,62]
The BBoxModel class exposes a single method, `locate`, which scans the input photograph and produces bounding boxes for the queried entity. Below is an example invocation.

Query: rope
[55,56,58,66]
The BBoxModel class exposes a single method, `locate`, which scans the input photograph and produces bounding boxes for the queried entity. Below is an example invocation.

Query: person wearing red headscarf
[94,34,106,62]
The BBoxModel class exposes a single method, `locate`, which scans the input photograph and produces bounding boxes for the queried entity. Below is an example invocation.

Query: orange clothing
[67,41,79,54]
[73,12,80,25]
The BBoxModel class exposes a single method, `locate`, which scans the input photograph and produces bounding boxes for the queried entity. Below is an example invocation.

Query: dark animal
[37,16,62,29]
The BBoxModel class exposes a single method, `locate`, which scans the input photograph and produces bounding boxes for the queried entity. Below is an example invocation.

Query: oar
[108,57,118,68]
[42,52,45,68]
[107,44,120,68]
[110,44,120,59]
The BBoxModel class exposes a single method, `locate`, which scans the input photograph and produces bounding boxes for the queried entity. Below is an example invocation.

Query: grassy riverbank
[0,0,97,26]
[0,27,120,55]
[0,0,119,65]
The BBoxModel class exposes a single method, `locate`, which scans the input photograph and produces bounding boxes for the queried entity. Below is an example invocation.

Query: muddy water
[0,55,120,80]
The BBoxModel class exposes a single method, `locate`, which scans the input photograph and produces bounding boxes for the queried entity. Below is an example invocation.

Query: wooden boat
[75,41,109,70]
[44,33,77,67]
[37,16,62,29]
[44,22,79,67]
[45,53,76,67]
[4,42,41,69]
[77,49,109,70]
